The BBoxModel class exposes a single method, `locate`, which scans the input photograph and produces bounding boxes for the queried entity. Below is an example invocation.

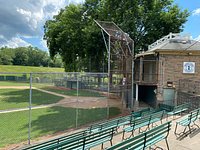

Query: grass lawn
[0,65,64,73]
[41,86,105,97]
[0,89,64,110]
[0,81,30,86]
[0,106,121,148]
[0,81,54,87]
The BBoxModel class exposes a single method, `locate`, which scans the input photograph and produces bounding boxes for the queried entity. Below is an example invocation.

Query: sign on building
[183,62,195,73]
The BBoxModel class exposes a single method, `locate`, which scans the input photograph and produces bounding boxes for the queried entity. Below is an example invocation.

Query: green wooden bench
[21,130,87,150]
[107,121,172,150]
[167,103,190,120]
[131,107,151,118]
[87,115,132,133]
[122,111,165,140]
[122,115,150,140]
[174,108,200,136]
[149,110,165,125]
[23,127,116,150]
[158,103,174,112]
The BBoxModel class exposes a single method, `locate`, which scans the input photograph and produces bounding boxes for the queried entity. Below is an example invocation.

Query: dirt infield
[0,86,122,110]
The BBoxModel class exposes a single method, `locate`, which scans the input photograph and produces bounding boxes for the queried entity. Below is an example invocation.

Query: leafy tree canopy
[0,46,63,68]
[44,0,189,72]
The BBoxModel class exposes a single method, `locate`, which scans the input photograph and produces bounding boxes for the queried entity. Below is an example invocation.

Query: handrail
[148,33,180,50]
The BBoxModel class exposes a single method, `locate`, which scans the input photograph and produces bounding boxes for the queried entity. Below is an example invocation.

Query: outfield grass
[0,81,30,86]
[0,89,63,110]
[0,81,53,87]
[0,106,121,148]
[41,86,105,97]
[0,65,64,73]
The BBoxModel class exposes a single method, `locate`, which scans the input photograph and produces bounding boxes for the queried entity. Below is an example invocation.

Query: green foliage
[0,46,64,67]
[44,4,105,72]
[44,0,189,71]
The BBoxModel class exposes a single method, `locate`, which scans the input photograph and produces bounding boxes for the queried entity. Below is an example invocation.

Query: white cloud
[192,8,200,16]
[0,37,31,48]
[40,39,48,50]
[69,0,85,4]
[194,35,200,41]
[0,0,84,49]
[0,0,69,48]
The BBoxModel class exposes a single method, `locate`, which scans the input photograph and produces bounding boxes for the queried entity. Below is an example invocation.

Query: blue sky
[0,0,199,51]
[174,0,200,38]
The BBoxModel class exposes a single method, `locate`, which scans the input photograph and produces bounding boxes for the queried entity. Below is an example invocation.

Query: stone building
[134,33,200,107]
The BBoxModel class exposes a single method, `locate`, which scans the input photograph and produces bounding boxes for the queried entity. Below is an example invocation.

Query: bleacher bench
[158,103,174,112]
[22,127,116,150]
[107,121,172,150]
[87,115,132,133]
[174,108,200,136]
[167,103,190,120]
[122,110,165,140]
[21,130,87,150]
[131,107,151,118]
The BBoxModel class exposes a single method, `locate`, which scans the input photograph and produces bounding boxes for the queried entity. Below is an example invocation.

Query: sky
[0,0,199,51]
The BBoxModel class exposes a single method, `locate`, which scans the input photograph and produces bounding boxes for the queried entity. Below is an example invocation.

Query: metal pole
[28,73,32,145]
[101,29,109,53]
[131,41,134,110]
[107,36,111,119]
[76,75,79,128]
[131,59,134,110]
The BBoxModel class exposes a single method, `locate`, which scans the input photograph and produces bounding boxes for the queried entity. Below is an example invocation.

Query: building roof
[135,33,200,58]
[149,39,200,51]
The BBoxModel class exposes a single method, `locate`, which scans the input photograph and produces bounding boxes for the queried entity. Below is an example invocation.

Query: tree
[44,0,189,71]
[0,47,14,65]
[13,47,28,65]
[0,46,63,67]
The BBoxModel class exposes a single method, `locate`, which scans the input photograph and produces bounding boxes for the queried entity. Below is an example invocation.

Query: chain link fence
[178,79,200,111]
[0,72,125,149]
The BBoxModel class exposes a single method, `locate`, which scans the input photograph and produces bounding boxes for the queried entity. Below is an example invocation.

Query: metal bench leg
[182,126,188,135]
[101,143,103,150]
[174,123,178,135]
[131,130,135,136]
[110,140,113,146]
[165,138,170,150]
[188,125,192,134]
[193,122,200,128]
[122,131,125,140]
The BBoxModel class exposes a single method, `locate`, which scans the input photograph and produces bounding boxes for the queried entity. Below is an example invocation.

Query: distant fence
[0,72,130,149]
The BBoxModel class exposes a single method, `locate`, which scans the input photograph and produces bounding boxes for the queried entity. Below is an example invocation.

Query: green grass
[0,65,64,73]
[0,106,121,148]
[41,86,105,97]
[0,81,53,87]
[0,89,64,110]
[0,81,30,86]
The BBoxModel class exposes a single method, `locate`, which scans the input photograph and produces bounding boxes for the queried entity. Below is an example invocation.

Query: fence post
[28,73,32,145]
[75,74,79,128]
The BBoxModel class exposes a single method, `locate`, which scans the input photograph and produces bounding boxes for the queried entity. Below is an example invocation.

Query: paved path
[0,104,56,114]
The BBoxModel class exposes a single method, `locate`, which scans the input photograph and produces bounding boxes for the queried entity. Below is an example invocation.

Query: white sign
[183,62,195,73]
